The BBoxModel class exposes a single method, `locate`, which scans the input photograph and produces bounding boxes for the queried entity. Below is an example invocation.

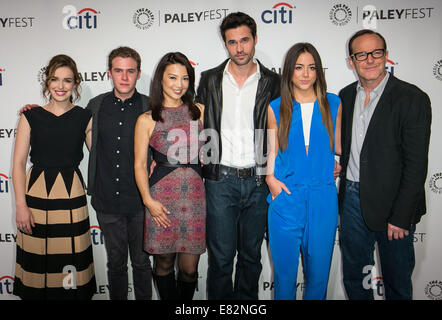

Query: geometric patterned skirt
[14,166,96,300]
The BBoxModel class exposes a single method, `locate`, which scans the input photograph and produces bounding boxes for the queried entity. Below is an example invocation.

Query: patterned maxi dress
[144,104,206,254]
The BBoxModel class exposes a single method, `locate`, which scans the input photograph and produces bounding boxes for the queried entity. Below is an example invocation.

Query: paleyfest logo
[37,66,108,85]
[0,67,4,86]
[62,6,100,30]
[360,5,435,29]
[261,2,296,24]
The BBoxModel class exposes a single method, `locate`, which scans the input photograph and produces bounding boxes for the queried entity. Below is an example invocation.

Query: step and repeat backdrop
[0,0,441,300]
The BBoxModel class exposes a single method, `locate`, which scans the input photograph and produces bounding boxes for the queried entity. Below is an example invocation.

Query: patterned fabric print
[149,104,202,164]
[145,104,206,254]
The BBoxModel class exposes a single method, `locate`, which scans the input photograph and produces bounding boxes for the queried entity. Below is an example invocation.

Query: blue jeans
[97,211,153,300]
[339,180,415,300]
[205,173,268,300]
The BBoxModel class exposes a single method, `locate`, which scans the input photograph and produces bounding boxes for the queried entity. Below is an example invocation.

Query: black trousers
[97,210,153,300]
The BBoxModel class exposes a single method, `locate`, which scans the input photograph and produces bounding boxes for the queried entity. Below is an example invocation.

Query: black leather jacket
[195,59,281,182]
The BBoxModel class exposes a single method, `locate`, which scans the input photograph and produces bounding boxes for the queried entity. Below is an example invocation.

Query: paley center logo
[433,60,442,81]
[62,6,100,30]
[0,173,10,193]
[261,2,296,24]
[37,66,47,86]
[329,4,352,26]
[425,280,442,300]
[0,67,4,86]
[0,276,14,295]
[133,8,155,30]
[429,172,442,194]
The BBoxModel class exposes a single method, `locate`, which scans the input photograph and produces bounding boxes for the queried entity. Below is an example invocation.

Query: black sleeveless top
[23,106,91,169]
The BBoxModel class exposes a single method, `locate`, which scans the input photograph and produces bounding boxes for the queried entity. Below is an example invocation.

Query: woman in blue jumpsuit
[266,43,342,300]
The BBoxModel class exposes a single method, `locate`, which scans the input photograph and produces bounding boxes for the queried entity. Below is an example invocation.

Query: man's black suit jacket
[338,74,431,232]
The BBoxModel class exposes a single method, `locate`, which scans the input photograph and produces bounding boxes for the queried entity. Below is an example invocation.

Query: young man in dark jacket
[86,46,152,300]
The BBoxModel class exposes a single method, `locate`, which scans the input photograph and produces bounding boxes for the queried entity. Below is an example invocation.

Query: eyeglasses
[350,49,386,61]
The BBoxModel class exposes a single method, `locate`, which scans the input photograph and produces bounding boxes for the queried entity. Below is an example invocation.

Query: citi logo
[0,276,14,294]
[385,59,396,75]
[63,6,100,30]
[262,2,296,24]
[90,225,104,245]
[0,68,4,86]
[0,173,10,193]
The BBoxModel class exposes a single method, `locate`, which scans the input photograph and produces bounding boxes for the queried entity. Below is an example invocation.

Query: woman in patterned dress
[12,54,96,299]
[134,52,205,300]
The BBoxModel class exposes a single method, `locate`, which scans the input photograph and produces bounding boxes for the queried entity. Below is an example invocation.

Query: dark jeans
[205,173,268,300]
[339,180,415,300]
[97,210,153,300]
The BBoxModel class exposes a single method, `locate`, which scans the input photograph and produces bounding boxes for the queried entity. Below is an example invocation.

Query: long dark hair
[150,52,200,122]
[278,43,334,151]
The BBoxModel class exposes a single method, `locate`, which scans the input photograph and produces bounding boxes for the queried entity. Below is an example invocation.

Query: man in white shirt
[196,12,280,299]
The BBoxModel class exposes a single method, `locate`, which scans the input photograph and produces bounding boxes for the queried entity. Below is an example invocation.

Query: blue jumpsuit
[268,93,340,300]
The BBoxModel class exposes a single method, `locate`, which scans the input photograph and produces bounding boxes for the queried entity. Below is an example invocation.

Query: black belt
[156,161,200,169]
[219,164,256,179]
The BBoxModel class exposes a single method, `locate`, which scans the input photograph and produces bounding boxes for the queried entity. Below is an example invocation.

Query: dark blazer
[338,74,431,231]
[195,58,281,181]
[85,91,150,195]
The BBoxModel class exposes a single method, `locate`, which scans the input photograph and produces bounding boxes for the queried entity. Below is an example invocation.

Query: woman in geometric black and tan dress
[12,54,96,299]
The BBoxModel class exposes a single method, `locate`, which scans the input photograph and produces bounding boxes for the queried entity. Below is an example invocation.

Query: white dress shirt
[220,59,260,168]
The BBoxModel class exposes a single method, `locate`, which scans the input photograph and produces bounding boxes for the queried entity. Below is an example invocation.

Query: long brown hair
[150,52,200,122]
[278,43,334,151]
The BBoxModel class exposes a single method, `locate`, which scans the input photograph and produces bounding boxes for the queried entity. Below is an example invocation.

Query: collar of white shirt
[223,58,261,87]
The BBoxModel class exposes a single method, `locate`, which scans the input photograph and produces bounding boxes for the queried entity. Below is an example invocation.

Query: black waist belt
[149,146,203,187]
[156,161,200,169]
[219,164,256,179]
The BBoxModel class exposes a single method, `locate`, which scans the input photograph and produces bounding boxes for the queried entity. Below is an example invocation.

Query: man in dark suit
[338,29,431,300]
